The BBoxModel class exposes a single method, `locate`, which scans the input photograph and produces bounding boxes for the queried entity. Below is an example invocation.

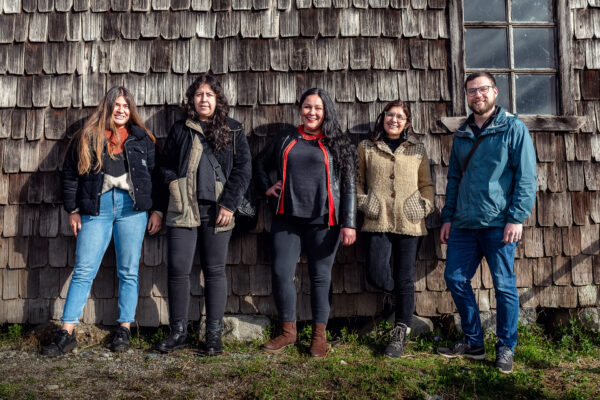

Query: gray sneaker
[495,345,513,374]
[437,337,486,360]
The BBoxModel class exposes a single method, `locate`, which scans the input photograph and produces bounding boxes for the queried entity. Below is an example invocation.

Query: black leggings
[167,203,232,323]
[366,232,419,326]
[271,217,340,324]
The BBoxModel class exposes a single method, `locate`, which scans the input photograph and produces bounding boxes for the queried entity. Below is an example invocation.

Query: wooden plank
[279,5,299,37]
[572,254,593,286]
[318,8,340,37]
[580,224,600,255]
[27,173,44,204]
[440,116,586,134]
[120,12,142,40]
[583,162,600,190]
[543,227,562,257]
[24,43,44,75]
[566,162,585,192]
[360,8,382,37]
[377,71,399,102]
[0,76,17,108]
[44,109,67,140]
[571,191,590,226]
[420,70,440,101]
[421,7,440,40]
[401,7,420,37]
[11,109,26,140]
[289,38,310,71]
[340,8,360,37]
[0,174,8,205]
[552,255,572,285]
[426,260,446,291]
[574,8,594,39]
[20,140,39,173]
[381,9,402,37]
[161,11,182,40]
[533,257,552,287]
[563,226,582,256]
[594,254,600,285]
[258,73,279,105]
[355,70,377,102]
[3,268,19,299]
[228,37,250,72]
[415,291,440,316]
[327,38,349,71]
[523,227,544,258]
[349,37,371,70]
[580,70,600,99]
[429,39,446,70]
[547,162,567,193]
[82,72,106,107]
[66,11,82,42]
[39,204,59,238]
[590,192,600,224]
[3,140,22,173]
[8,237,28,269]
[409,38,428,69]
[43,172,62,203]
[236,72,258,106]
[216,10,240,38]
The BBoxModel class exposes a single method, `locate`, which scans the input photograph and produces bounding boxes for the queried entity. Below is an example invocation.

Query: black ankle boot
[155,320,187,353]
[383,322,408,358]
[202,319,223,356]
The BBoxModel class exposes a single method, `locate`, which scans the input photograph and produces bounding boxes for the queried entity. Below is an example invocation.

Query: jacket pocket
[167,179,185,213]
[362,190,381,220]
[403,190,428,224]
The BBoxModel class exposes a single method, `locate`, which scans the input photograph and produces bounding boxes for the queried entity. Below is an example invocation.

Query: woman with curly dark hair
[155,74,251,355]
[255,88,357,358]
[357,100,434,358]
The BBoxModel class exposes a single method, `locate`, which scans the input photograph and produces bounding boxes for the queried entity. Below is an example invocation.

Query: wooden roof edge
[438,115,587,134]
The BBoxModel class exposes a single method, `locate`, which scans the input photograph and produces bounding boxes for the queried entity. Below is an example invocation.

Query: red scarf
[104,126,129,154]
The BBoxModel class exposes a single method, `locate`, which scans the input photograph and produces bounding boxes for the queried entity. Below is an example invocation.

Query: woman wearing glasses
[356,100,434,358]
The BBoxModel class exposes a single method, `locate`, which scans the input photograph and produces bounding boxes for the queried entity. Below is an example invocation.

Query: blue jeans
[62,189,148,324]
[444,227,519,350]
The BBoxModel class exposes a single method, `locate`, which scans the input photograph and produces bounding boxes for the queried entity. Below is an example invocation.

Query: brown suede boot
[263,321,297,354]
[309,322,328,358]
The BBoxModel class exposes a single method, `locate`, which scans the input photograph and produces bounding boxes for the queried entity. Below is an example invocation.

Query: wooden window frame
[446,0,583,132]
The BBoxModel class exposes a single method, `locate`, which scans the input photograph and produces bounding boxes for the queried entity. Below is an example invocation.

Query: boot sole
[263,343,294,355]
[154,344,186,354]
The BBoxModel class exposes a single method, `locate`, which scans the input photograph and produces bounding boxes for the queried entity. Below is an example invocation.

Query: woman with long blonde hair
[41,87,163,356]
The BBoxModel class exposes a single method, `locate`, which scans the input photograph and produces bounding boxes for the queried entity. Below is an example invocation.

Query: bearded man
[437,72,537,374]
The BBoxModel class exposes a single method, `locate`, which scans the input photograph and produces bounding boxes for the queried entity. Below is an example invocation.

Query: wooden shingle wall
[0,0,598,326]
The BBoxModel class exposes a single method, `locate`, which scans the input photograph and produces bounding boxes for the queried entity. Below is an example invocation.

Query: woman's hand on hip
[147,211,162,235]
[340,227,356,246]
[216,207,234,227]
[266,180,283,197]
[69,213,82,237]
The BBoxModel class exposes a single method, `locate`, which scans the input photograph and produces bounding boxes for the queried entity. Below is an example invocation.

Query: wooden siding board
[24,43,44,75]
[381,9,402,37]
[349,38,370,70]
[8,44,24,76]
[318,8,340,37]
[571,191,590,226]
[583,162,600,190]
[340,8,360,37]
[228,37,250,72]
[216,10,240,38]
[189,38,210,73]
[360,8,382,37]
[279,6,299,37]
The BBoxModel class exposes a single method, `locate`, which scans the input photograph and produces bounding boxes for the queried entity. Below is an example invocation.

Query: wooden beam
[438,115,587,133]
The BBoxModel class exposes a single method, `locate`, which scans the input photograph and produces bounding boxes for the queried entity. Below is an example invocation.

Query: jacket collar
[456,106,514,139]
[127,124,149,140]
[375,134,420,154]
[186,119,205,136]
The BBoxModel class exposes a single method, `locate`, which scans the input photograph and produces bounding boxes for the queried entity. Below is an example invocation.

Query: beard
[469,99,495,115]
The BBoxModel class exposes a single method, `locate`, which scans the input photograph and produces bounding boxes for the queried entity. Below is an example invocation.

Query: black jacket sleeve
[340,176,357,229]
[159,123,184,186]
[219,128,252,212]
[61,140,80,213]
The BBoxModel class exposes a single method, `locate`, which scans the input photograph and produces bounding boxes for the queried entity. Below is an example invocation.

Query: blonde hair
[71,87,155,175]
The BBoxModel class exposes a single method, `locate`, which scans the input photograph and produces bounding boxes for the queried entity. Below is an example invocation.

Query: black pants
[167,202,232,323]
[366,232,419,326]
[271,217,340,324]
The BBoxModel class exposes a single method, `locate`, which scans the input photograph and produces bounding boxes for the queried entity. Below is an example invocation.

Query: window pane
[514,28,556,69]
[493,74,511,112]
[512,0,553,22]
[465,28,508,68]
[464,0,506,22]
[516,74,557,115]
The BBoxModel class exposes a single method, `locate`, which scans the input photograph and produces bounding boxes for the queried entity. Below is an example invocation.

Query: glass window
[512,0,553,22]
[463,0,557,115]
[516,74,557,114]
[465,28,508,68]
[464,0,505,22]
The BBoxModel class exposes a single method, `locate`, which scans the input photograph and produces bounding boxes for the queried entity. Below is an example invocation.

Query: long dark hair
[184,73,230,150]
[71,86,155,174]
[369,100,413,142]
[299,88,356,184]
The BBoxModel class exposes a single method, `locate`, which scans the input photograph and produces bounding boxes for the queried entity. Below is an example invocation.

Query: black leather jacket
[254,127,357,229]
[62,124,158,215]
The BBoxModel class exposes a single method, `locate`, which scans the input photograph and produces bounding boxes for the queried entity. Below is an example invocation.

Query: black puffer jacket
[62,124,159,215]
[254,127,357,229]
[159,117,252,214]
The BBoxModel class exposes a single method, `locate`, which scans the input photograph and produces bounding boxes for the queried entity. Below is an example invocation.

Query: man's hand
[440,222,451,244]
[503,222,522,244]
[340,227,356,246]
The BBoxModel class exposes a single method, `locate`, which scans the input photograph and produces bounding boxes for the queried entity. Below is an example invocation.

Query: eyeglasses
[384,111,407,121]
[466,85,495,97]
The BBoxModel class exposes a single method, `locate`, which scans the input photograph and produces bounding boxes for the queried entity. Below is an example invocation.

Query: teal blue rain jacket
[441,107,537,229]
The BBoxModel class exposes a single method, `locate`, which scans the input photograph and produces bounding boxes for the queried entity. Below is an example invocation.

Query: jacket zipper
[123,137,136,206]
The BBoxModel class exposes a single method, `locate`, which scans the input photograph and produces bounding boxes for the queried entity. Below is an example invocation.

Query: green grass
[1,320,599,399]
